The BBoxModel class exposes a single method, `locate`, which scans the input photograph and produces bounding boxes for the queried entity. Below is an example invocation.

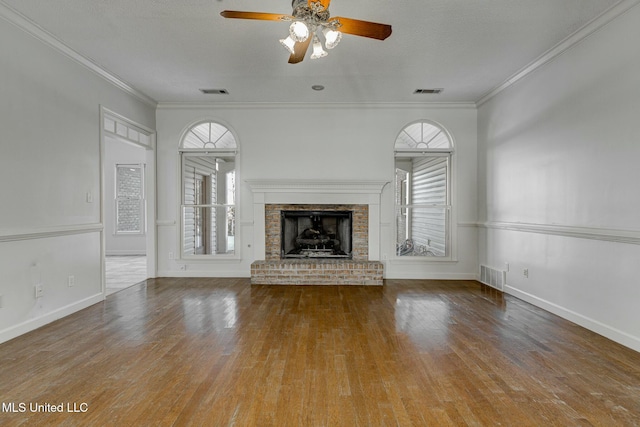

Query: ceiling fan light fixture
[322,28,342,49]
[310,35,328,59]
[220,1,392,64]
[279,36,296,54]
[289,21,309,42]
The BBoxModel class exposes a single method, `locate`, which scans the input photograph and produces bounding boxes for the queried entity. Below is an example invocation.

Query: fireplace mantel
[247,179,389,262]
[246,179,388,195]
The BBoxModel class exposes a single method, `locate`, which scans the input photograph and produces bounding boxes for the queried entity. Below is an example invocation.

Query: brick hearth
[251,259,383,286]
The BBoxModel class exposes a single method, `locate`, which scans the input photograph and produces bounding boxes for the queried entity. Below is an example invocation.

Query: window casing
[115,164,145,235]
[179,121,237,259]
[394,121,453,259]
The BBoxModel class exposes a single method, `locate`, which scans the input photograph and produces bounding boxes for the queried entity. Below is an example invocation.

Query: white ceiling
[1,0,623,104]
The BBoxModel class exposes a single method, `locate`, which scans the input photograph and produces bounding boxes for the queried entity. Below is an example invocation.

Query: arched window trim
[179,120,239,152]
[394,119,454,153]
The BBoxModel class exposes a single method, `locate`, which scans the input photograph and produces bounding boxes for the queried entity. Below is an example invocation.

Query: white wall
[477,4,640,351]
[0,17,155,343]
[104,136,147,255]
[156,104,478,279]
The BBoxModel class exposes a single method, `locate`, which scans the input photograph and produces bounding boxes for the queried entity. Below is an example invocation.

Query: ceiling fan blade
[220,11,292,21]
[288,37,312,64]
[330,17,392,40]
[308,0,331,10]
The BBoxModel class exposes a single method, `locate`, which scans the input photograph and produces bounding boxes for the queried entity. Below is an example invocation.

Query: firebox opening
[281,210,353,259]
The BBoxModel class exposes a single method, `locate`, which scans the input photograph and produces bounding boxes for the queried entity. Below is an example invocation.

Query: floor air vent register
[480,265,506,291]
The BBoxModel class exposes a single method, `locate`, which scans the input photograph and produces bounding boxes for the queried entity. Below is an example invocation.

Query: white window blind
[410,156,449,256]
[182,156,217,255]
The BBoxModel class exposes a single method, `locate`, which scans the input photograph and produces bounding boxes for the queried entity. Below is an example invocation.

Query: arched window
[395,121,453,151]
[181,121,237,150]
[180,121,237,258]
[394,121,453,258]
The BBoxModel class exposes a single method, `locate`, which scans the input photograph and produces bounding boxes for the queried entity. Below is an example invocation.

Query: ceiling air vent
[200,89,229,95]
[414,88,444,94]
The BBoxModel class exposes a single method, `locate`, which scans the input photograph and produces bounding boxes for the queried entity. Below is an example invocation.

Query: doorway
[100,107,156,295]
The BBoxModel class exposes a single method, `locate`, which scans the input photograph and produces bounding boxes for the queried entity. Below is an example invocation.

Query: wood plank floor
[1,278,639,426]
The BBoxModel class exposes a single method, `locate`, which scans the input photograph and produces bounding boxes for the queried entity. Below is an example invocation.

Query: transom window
[182,121,237,149]
[395,121,452,150]
[394,120,453,258]
[180,121,237,258]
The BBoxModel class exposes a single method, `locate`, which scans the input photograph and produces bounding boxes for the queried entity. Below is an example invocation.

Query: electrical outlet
[68,275,75,287]
[169,252,174,260]
[34,284,44,298]
[523,268,529,278]
[0,294,3,308]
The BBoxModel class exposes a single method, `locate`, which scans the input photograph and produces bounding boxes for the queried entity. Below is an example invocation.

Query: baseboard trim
[0,293,104,344]
[384,273,478,281]
[505,285,640,353]
[159,271,480,282]
[156,270,250,278]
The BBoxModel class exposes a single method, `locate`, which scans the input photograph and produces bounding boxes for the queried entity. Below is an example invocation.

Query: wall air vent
[413,88,444,94]
[480,265,506,291]
[200,89,229,95]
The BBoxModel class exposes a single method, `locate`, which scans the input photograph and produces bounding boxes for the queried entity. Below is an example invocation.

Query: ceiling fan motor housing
[291,0,309,9]
[292,0,331,26]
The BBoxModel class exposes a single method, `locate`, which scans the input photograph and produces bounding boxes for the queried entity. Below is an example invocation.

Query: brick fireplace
[247,180,387,285]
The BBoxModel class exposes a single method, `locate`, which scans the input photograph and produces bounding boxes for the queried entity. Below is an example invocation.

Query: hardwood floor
[1,278,639,426]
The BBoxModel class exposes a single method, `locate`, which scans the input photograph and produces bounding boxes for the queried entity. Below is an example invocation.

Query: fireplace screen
[281,211,352,259]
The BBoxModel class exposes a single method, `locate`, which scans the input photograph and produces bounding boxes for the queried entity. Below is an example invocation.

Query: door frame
[99,106,157,294]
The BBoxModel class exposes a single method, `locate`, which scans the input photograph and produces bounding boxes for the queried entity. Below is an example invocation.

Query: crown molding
[0,1,157,107]
[156,102,477,111]
[476,0,640,106]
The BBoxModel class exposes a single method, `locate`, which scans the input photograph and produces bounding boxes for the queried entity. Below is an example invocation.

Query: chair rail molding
[481,221,640,245]
[0,223,104,242]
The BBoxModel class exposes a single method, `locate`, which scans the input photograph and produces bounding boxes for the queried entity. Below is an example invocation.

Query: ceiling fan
[220,0,392,64]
